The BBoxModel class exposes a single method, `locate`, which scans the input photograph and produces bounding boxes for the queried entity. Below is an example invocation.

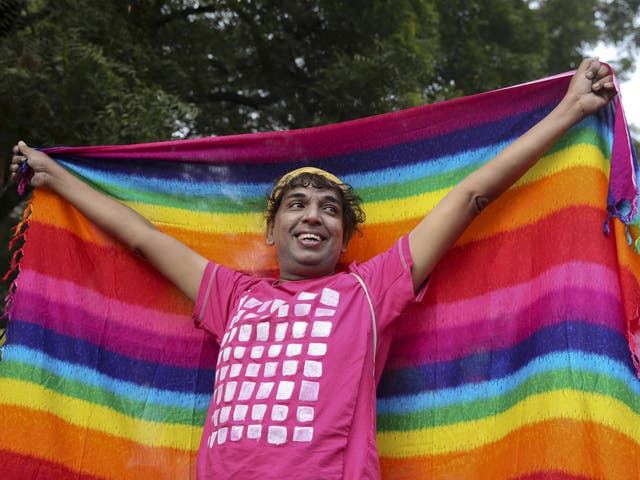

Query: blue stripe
[49,106,561,185]
[8,321,215,394]
[54,116,609,204]
[3,345,211,410]
[58,143,505,200]
[53,108,553,183]
[376,350,640,415]
[376,321,634,396]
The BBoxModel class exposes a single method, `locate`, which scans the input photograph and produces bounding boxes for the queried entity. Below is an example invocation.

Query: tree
[1,0,640,312]
[1,0,639,144]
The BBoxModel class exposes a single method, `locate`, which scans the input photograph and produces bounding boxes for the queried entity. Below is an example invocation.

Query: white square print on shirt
[208,287,340,447]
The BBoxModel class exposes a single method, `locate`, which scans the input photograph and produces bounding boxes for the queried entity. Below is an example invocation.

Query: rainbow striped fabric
[2,71,639,479]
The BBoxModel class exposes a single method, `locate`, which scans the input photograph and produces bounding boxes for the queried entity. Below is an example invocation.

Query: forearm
[408,58,615,290]
[460,97,583,203]
[12,142,209,302]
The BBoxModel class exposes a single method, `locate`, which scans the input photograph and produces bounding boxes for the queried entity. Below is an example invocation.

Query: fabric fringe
[1,200,32,355]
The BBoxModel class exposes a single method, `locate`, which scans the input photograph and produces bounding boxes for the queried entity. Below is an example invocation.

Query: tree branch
[205,91,277,108]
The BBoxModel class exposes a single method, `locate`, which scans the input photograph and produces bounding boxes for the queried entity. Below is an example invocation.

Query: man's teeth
[298,233,321,241]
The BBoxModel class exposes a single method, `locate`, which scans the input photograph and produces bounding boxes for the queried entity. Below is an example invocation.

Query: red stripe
[1,450,101,480]
[424,205,616,303]
[20,223,192,315]
[20,205,614,315]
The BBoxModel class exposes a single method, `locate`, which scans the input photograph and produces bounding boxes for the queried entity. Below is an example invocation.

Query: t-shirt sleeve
[350,235,427,333]
[192,262,253,343]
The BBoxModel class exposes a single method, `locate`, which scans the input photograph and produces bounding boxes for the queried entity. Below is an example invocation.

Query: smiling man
[10,58,616,479]
[193,166,418,478]
[265,168,364,281]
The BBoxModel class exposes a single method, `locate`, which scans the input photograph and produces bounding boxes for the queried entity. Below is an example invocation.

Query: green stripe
[376,368,639,432]
[3,361,208,426]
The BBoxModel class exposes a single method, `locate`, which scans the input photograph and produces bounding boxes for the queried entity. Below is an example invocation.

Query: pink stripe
[42,74,572,163]
[386,262,623,367]
[16,269,192,334]
[12,270,216,367]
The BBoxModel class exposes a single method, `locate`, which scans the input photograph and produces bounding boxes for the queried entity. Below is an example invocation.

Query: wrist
[44,159,75,192]
[552,94,586,129]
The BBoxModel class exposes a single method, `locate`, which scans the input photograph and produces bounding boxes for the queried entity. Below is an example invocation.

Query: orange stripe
[348,164,608,260]
[379,419,640,480]
[0,404,198,479]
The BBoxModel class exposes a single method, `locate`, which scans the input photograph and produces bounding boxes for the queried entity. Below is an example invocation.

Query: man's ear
[266,222,275,246]
[341,232,351,252]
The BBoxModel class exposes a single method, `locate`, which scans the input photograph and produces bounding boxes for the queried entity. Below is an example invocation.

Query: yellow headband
[273,167,345,191]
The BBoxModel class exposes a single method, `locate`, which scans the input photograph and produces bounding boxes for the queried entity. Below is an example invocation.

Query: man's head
[265,168,365,280]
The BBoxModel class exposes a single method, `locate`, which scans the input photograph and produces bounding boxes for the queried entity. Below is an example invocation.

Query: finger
[17,140,33,155]
[596,63,610,78]
[12,141,29,158]
[592,74,616,92]
[9,162,27,176]
[10,154,26,167]
[582,57,600,79]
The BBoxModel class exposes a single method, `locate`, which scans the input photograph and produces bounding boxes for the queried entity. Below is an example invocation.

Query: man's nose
[302,205,321,223]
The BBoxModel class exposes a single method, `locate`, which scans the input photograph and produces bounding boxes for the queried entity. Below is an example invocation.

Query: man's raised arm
[408,58,616,292]
[10,141,208,302]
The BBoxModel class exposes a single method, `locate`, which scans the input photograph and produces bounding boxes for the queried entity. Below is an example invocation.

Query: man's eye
[324,205,338,214]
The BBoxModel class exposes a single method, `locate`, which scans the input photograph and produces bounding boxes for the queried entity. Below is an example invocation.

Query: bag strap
[350,272,377,377]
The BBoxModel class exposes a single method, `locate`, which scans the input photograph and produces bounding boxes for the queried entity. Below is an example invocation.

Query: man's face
[266,185,348,281]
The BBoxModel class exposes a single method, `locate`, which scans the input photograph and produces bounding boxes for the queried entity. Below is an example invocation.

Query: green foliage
[1,0,639,145]
[0,0,197,149]
[537,0,602,73]
[432,0,550,97]
[142,0,442,133]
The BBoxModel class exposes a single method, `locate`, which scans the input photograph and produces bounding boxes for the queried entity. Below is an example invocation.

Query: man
[10,58,616,479]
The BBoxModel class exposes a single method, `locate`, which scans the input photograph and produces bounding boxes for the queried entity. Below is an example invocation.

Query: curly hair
[266,172,366,241]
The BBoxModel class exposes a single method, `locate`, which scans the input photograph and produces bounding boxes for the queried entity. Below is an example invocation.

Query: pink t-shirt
[193,236,424,479]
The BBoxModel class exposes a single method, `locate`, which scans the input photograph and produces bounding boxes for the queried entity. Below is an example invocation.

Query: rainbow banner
[2,71,639,479]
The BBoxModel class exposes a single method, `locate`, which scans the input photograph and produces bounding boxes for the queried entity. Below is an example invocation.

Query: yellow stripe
[0,379,200,449]
[126,201,265,233]
[514,142,609,186]
[376,389,640,457]
[366,143,608,224]
[125,144,608,233]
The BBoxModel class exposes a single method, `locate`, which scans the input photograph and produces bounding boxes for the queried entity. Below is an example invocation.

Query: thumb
[16,140,45,172]
[17,140,36,156]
